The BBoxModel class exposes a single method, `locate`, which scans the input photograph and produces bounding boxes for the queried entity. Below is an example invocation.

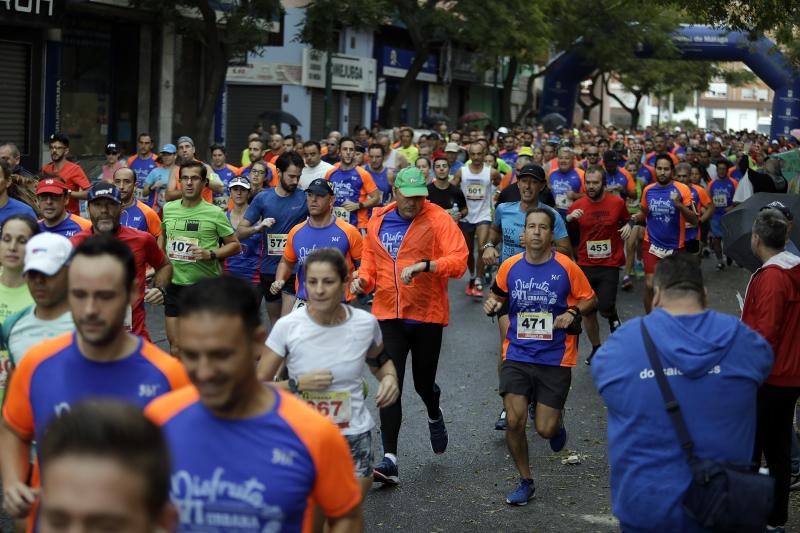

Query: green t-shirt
[0,282,34,404]
[162,200,235,286]
[396,145,419,165]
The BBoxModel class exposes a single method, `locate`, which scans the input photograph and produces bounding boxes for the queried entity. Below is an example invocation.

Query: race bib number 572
[517,312,553,340]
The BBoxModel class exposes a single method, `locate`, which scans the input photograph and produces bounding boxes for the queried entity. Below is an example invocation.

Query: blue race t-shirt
[224,211,263,284]
[212,164,238,209]
[0,198,36,228]
[38,214,89,239]
[493,201,567,262]
[708,178,737,219]
[120,202,150,233]
[144,167,171,210]
[128,155,159,199]
[641,181,693,250]
[243,189,308,274]
[365,166,392,206]
[548,168,584,215]
[378,209,412,260]
[591,310,773,533]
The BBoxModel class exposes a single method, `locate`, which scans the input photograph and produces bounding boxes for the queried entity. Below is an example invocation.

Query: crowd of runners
[0,120,797,532]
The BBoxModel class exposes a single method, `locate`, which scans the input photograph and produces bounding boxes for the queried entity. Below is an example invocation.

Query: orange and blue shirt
[493,252,594,367]
[644,151,679,168]
[212,163,239,208]
[547,167,585,215]
[224,210,263,284]
[324,165,378,228]
[2,332,188,445]
[641,181,694,250]
[121,199,161,238]
[708,177,738,219]
[145,386,361,533]
[686,184,711,241]
[127,154,159,199]
[284,217,362,300]
[38,214,91,238]
[605,168,637,199]
[636,164,656,184]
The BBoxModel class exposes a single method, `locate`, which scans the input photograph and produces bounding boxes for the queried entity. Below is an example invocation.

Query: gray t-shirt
[8,309,74,366]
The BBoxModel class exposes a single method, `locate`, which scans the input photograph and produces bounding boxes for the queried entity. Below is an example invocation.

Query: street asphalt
[1,256,797,532]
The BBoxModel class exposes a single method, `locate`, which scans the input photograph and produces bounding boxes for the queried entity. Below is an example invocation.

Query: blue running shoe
[429,408,448,454]
[495,409,507,431]
[372,457,399,485]
[550,423,567,452]
[505,478,535,505]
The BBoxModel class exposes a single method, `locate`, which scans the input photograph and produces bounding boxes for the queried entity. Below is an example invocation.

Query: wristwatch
[288,378,299,394]
[482,242,496,250]
[209,250,217,261]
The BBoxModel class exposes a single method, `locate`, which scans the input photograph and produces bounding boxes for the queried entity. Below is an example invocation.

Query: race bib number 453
[167,236,199,262]
[517,312,553,340]
[301,391,351,428]
[587,239,611,259]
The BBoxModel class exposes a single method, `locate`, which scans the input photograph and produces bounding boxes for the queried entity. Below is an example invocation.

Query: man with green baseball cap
[352,165,468,486]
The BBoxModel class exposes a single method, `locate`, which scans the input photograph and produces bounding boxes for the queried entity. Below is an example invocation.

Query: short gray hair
[753,209,788,250]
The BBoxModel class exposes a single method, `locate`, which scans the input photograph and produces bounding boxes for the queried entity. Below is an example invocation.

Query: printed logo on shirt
[271,448,297,466]
[639,365,720,379]
[381,232,405,258]
[138,383,161,398]
[647,196,675,225]
[511,279,559,306]
[333,181,355,202]
[172,467,283,529]
[297,245,318,263]
[54,402,70,416]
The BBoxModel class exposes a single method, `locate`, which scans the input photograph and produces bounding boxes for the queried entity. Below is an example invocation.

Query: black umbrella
[424,112,450,126]
[258,110,302,127]
[541,112,568,133]
[721,193,800,272]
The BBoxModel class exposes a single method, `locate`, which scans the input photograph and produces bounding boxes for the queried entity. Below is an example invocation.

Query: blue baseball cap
[88,182,121,204]
[160,144,177,154]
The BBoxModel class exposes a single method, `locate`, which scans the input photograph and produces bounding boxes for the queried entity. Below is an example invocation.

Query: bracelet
[566,305,581,317]
[158,287,167,298]
[482,242,496,250]
[627,219,635,227]
[358,202,363,209]
[423,259,431,272]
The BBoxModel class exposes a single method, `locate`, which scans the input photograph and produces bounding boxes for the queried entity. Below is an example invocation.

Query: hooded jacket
[358,201,468,325]
[592,309,773,533]
[741,250,800,387]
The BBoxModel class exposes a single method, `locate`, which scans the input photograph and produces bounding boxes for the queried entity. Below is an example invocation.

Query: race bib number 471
[517,312,553,340]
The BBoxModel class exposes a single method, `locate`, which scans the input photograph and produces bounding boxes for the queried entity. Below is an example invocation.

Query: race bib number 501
[517,312,553,340]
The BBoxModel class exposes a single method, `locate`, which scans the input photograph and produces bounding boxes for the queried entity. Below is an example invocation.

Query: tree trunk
[630,93,643,129]
[195,0,227,157]
[382,47,430,126]
[501,56,518,125]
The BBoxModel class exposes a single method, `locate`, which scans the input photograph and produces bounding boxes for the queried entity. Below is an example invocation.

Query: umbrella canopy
[459,111,490,123]
[721,193,800,272]
[424,112,450,126]
[541,113,568,133]
[258,110,302,127]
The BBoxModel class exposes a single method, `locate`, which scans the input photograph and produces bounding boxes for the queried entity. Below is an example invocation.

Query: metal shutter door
[225,85,282,150]
[0,41,30,153]
[310,88,342,141]
[348,93,363,133]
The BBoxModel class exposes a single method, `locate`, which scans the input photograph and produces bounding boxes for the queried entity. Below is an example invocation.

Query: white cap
[23,233,73,276]
[498,126,509,134]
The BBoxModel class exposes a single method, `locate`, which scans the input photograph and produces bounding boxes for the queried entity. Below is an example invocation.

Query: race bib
[167,236,199,262]
[555,193,570,209]
[465,182,486,201]
[301,391,351,428]
[587,239,612,259]
[517,311,553,340]
[292,297,306,311]
[713,194,728,208]
[212,195,229,210]
[267,233,288,256]
[649,244,674,259]
[333,206,350,220]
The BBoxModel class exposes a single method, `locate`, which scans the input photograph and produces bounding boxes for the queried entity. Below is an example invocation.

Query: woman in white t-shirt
[258,248,400,505]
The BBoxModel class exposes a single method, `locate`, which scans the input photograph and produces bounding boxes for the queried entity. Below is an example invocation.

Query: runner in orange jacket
[352,167,467,486]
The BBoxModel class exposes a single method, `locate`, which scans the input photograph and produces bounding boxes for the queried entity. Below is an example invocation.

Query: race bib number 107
[167,236,199,262]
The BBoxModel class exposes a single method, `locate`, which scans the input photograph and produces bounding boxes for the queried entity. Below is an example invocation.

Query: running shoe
[621,275,633,291]
[495,409,507,431]
[465,279,475,296]
[585,345,601,366]
[765,526,785,533]
[790,470,800,491]
[428,409,448,454]
[634,260,645,278]
[505,478,535,506]
[372,457,399,485]
[549,418,567,452]
[473,278,484,297]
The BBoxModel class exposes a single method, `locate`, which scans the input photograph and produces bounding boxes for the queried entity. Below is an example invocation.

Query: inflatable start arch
[538,25,800,139]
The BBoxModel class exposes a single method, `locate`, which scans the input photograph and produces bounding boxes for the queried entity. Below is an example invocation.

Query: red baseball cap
[36,178,68,195]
